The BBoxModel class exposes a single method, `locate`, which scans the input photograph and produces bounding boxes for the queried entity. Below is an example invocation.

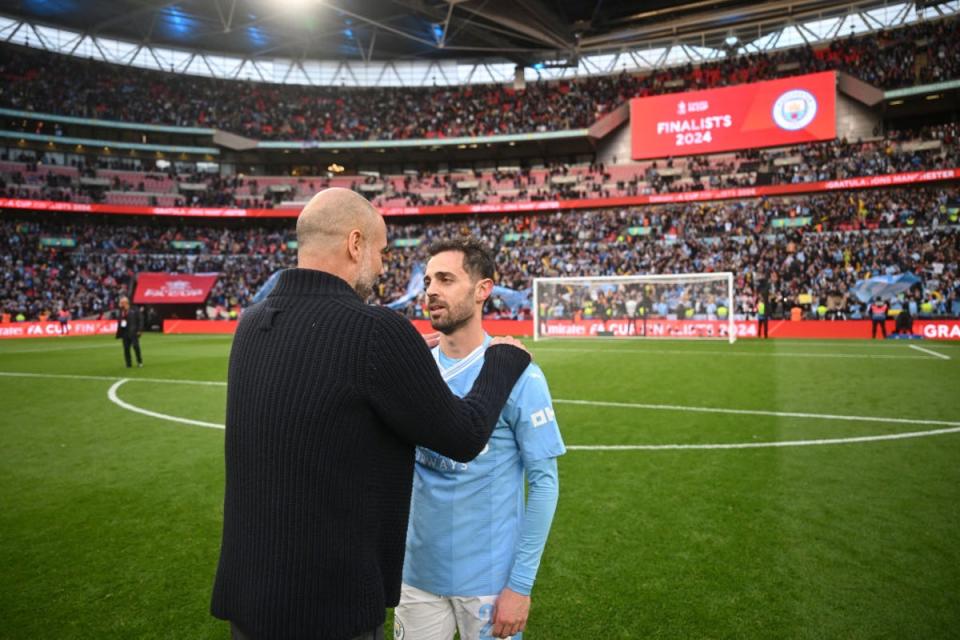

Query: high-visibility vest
[757,302,766,316]
[817,304,828,317]
[684,308,694,318]
[921,301,934,314]
[717,306,728,318]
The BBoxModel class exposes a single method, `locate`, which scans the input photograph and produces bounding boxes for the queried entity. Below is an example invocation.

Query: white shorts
[394,583,520,640]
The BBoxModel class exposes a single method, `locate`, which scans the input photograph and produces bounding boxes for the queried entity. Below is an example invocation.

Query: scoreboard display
[630,71,837,160]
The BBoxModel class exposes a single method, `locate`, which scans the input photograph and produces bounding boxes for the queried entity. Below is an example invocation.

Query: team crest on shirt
[394,618,404,639]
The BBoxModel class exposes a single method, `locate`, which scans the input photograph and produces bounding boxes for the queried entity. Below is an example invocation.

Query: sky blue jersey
[403,336,566,597]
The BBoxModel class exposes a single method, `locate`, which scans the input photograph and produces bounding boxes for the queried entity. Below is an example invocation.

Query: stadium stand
[1,17,958,140]
[2,187,957,322]
[1,11,958,331]
[2,121,957,207]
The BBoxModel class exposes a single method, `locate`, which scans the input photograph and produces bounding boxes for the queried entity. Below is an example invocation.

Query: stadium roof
[2,0,958,85]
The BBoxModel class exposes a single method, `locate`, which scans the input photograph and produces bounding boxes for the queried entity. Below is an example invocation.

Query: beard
[430,296,476,335]
[354,251,379,300]
[355,271,376,301]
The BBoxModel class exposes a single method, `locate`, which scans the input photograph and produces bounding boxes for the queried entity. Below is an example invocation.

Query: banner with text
[133,273,219,304]
[3,166,959,220]
[0,319,118,339]
[630,72,837,159]
[541,319,757,338]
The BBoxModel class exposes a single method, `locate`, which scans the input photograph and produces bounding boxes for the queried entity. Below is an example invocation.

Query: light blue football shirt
[403,336,566,597]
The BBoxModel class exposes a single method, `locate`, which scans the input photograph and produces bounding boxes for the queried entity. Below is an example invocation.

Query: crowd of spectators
[2,186,957,323]
[1,17,957,141]
[2,121,958,207]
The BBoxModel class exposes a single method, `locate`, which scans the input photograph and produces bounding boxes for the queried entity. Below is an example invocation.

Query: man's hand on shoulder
[489,336,531,359]
[490,586,530,638]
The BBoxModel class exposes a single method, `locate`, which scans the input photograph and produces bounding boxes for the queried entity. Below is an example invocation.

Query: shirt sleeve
[507,364,566,465]
[365,309,531,463]
[506,456,560,596]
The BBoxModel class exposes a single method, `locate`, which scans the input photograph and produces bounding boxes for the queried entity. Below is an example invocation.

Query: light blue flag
[251,270,284,305]
[491,285,531,314]
[849,273,921,303]
[386,263,426,310]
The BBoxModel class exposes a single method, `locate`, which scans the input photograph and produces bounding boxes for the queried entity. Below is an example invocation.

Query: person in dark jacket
[210,188,531,640]
[115,296,143,368]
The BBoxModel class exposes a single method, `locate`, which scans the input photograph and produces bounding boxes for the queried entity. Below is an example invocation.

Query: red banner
[1,168,956,219]
[134,273,219,304]
[7,318,957,341]
[913,321,960,341]
[163,319,238,334]
[161,318,534,336]
[630,72,837,159]
[541,319,960,341]
[0,319,118,339]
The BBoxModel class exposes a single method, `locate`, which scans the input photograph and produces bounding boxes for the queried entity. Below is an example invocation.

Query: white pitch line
[107,379,224,429]
[533,338,960,350]
[567,426,960,450]
[909,344,951,360]
[554,398,960,428]
[534,347,930,360]
[0,371,226,386]
[2,370,958,450]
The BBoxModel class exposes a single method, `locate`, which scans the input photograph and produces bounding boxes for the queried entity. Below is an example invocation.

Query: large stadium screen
[630,71,836,160]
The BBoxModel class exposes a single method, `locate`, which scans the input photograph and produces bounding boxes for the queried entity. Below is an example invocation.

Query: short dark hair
[427,238,495,281]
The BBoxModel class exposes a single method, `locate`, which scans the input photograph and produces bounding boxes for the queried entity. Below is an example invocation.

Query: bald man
[211,189,532,640]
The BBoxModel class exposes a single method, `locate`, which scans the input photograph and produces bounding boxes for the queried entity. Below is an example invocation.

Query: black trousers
[871,319,887,339]
[758,317,769,338]
[231,622,383,640]
[122,335,142,367]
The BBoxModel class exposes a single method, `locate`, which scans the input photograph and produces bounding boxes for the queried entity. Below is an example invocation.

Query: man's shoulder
[506,362,552,404]
[363,305,420,336]
[518,362,549,385]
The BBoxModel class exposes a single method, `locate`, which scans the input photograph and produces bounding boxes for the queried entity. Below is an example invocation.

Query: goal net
[533,273,737,343]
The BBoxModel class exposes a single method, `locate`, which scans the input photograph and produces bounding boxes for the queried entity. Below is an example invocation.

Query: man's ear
[476,278,494,303]
[347,229,363,262]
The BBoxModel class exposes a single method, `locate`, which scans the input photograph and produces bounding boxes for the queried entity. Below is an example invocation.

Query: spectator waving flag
[850,273,921,303]
[251,270,284,305]
[386,264,426,310]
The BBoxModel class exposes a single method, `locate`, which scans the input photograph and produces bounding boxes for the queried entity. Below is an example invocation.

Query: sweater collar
[270,268,361,299]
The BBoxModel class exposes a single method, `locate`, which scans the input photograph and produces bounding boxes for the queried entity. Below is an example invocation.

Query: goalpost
[533,272,737,343]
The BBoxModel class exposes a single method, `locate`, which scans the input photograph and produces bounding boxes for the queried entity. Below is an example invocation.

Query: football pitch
[1,334,959,639]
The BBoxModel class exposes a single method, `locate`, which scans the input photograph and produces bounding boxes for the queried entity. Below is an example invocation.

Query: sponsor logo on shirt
[530,407,556,428]
[416,447,469,472]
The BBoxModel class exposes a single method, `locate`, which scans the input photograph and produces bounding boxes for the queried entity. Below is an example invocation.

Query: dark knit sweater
[210,268,530,640]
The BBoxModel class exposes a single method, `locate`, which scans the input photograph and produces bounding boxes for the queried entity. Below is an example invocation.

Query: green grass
[1,334,959,639]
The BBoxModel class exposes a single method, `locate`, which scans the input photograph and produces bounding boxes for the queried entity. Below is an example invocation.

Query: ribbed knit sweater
[210,268,531,640]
